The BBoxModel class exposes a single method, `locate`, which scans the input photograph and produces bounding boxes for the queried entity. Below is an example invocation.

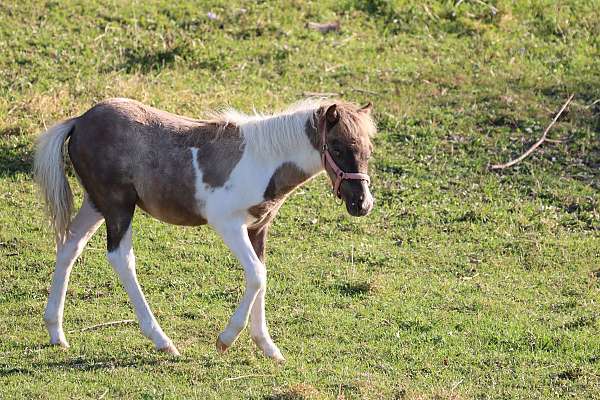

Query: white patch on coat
[190,103,323,226]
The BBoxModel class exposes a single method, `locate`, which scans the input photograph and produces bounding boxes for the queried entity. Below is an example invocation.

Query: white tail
[34,119,76,244]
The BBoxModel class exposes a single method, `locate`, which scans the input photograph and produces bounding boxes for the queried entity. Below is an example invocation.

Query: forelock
[335,102,376,144]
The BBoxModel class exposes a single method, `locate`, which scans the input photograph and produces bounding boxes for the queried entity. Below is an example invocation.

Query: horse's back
[68,98,211,226]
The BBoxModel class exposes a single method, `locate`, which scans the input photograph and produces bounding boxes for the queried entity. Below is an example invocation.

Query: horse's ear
[325,104,339,126]
[359,102,373,114]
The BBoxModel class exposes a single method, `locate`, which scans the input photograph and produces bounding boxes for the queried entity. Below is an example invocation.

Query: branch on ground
[302,91,339,97]
[307,21,340,34]
[490,94,574,170]
[67,319,136,333]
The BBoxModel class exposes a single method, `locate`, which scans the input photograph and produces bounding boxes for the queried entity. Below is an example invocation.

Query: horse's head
[318,101,376,217]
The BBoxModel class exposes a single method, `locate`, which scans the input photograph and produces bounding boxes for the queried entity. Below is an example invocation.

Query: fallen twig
[332,35,354,48]
[302,91,339,97]
[307,21,340,34]
[351,87,379,96]
[223,374,273,382]
[422,4,438,20]
[0,347,46,357]
[67,319,136,334]
[586,99,600,109]
[325,64,344,72]
[461,273,480,281]
[490,94,574,170]
[450,379,464,392]
[455,0,497,14]
[473,0,498,14]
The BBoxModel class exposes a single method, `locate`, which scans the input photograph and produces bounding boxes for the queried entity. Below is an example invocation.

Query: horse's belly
[136,197,207,226]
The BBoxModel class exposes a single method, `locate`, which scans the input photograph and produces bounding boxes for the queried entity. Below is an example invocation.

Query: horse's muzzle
[344,182,374,217]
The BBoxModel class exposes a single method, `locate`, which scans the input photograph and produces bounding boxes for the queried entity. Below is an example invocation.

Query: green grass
[1,0,599,398]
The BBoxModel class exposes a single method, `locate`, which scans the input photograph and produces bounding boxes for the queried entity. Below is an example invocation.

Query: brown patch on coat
[134,144,208,226]
[248,224,269,262]
[68,98,243,230]
[304,113,320,151]
[248,162,310,230]
[264,162,309,200]
[193,126,244,188]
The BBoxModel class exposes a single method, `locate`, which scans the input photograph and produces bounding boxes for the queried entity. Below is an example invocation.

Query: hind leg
[44,196,104,347]
[104,204,179,355]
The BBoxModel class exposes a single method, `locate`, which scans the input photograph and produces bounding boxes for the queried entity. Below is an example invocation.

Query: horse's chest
[244,162,310,228]
[247,200,283,229]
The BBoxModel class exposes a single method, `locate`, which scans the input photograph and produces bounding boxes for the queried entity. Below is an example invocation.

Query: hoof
[158,343,180,356]
[252,336,285,363]
[216,335,229,353]
[49,339,70,349]
[269,351,286,364]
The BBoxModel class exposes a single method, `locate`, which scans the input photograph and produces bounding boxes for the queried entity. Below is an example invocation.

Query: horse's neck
[242,108,323,177]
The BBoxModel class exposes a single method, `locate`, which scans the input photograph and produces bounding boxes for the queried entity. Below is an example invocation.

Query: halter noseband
[318,114,371,199]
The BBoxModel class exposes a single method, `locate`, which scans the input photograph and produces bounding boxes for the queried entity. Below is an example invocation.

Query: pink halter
[319,115,371,198]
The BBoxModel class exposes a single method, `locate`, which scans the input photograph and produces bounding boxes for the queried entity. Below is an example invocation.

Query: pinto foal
[34,98,375,361]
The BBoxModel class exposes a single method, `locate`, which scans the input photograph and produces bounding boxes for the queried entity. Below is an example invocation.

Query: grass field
[1,1,599,398]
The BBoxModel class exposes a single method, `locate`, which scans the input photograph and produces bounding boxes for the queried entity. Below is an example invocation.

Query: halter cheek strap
[318,115,371,198]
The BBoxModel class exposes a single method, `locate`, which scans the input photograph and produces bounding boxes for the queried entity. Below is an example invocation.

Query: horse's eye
[333,149,342,157]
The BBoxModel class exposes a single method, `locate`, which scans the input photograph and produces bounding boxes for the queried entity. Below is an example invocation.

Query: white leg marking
[44,197,104,347]
[106,224,179,355]
[212,219,266,352]
[250,287,285,362]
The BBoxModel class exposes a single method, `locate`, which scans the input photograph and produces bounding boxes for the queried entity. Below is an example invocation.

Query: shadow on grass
[120,46,188,73]
[41,356,177,371]
[0,355,180,377]
[0,367,36,377]
[333,281,372,298]
[116,45,222,74]
[0,137,32,178]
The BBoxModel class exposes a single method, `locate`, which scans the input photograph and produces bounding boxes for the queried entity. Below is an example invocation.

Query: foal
[34,98,376,361]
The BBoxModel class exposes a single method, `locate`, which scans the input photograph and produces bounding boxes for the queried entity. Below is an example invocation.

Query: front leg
[248,224,285,362]
[212,218,266,353]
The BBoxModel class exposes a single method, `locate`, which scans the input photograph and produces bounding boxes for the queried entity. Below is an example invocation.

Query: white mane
[216,99,324,158]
